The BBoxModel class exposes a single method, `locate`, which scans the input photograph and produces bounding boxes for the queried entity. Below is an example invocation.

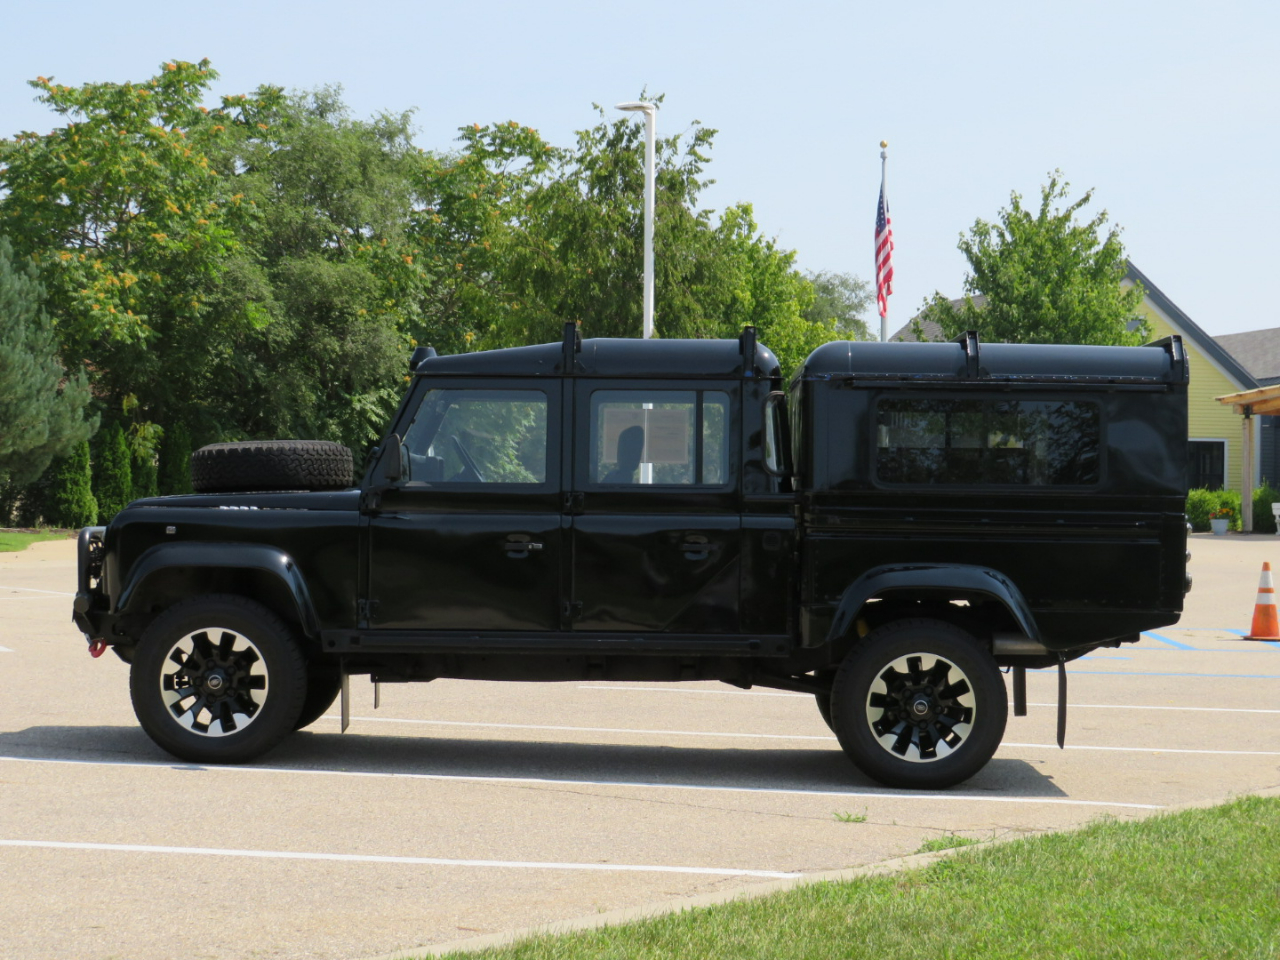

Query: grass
[833,809,868,823]
[439,796,1280,960]
[0,529,70,553]
[915,833,980,854]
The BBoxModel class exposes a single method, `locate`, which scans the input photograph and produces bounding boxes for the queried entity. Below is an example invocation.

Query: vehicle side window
[402,388,548,484]
[875,398,1100,486]
[589,390,730,486]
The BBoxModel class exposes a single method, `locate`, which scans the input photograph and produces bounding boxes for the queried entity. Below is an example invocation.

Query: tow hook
[88,639,107,658]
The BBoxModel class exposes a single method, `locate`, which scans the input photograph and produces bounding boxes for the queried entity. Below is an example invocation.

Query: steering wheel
[451,434,485,482]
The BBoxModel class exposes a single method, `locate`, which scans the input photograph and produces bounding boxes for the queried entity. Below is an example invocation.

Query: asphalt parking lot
[2,532,1280,960]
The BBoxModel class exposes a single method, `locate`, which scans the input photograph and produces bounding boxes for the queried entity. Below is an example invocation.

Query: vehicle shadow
[0,724,1069,798]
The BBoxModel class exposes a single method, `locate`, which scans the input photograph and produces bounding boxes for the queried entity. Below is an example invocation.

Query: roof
[414,334,782,380]
[890,295,986,343]
[1214,327,1280,383]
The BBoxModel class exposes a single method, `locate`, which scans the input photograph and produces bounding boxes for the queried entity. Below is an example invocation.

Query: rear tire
[295,661,343,730]
[830,618,1007,789]
[129,595,307,763]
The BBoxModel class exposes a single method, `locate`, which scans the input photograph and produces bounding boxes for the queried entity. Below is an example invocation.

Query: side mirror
[763,392,790,479]
[376,434,404,484]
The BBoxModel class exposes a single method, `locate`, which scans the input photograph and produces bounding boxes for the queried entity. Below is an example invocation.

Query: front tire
[129,595,307,763]
[830,618,1007,789]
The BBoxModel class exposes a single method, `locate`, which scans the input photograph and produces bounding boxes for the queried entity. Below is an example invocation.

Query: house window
[1188,440,1226,490]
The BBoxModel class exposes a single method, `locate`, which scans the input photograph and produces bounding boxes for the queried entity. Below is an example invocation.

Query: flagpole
[875,140,894,343]
[879,141,889,343]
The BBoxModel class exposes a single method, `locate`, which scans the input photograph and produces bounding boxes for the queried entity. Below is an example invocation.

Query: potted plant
[1210,506,1235,535]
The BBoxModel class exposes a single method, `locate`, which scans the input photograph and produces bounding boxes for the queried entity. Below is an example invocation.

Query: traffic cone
[1245,562,1280,640]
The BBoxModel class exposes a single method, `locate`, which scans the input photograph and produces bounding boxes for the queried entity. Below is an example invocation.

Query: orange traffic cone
[1245,562,1280,640]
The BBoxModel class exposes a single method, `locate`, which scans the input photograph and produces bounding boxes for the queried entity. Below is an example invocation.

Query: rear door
[567,381,742,634]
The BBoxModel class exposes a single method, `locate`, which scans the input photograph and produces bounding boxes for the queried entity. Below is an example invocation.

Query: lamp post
[615,101,657,339]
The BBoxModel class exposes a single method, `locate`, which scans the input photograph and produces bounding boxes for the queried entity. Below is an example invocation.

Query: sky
[1,0,1276,338]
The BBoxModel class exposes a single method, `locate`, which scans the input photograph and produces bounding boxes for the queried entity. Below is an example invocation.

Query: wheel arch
[115,543,321,647]
[825,563,1041,649]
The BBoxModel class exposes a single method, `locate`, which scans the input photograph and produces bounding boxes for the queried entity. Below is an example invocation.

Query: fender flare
[115,542,321,638]
[825,562,1041,646]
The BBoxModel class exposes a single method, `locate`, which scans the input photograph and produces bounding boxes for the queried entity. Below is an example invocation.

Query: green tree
[43,440,98,528]
[0,60,272,444]
[803,270,873,339]
[201,87,429,452]
[0,235,97,483]
[93,422,133,522]
[414,103,840,374]
[920,172,1147,345]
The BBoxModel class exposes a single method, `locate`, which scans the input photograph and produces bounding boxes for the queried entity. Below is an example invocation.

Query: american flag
[875,177,894,319]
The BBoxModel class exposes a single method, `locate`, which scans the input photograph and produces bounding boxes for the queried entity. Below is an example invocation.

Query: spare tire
[191,440,353,493]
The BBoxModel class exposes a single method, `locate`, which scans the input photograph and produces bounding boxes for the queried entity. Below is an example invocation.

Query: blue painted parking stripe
[1142,631,1195,650]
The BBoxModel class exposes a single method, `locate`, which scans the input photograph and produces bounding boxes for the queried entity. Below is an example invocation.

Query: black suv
[73,326,1190,789]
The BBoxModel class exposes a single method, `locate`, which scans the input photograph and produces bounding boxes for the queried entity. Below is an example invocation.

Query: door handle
[680,540,711,562]
[503,540,544,558]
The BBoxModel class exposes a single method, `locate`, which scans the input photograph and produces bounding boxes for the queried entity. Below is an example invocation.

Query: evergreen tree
[158,423,194,496]
[43,441,98,528]
[93,423,133,523]
[0,235,97,482]
[131,452,159,501]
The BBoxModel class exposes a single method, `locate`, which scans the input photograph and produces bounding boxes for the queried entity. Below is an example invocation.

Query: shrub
[1186,488,1215,531]
[1253,481,1280,535]
[93,423,133,523]
[1187,488,1243,531]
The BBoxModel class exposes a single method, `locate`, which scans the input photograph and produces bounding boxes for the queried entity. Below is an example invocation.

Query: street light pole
[615,101,657,339]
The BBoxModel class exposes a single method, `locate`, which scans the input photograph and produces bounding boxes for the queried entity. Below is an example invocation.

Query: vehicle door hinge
[357,599,380,625]
[563,491,584,515]
[562,600,583,621]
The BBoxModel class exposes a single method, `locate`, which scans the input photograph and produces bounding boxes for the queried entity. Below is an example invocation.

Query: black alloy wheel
[130,595,307,763]
[830,618,1007,789]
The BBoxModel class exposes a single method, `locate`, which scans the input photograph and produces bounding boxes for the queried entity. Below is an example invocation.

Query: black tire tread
[191,440,353,493]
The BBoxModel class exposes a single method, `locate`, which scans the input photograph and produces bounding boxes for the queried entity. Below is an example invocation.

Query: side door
[568,381,743,634]
[365,379,563,633]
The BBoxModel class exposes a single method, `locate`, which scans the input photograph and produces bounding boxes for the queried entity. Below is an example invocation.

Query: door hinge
[357,599,380,624]
[563,491,584,514]
[562,600,583,621]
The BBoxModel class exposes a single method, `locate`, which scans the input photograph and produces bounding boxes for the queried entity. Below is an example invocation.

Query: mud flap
[1057,656,1068,749]
[340,664,350,734]
[1012,666,1027,717]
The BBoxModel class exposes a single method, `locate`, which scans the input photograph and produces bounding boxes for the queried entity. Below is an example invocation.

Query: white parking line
[1028,702,1280,715]
[0,646,11,653]
[0,755,1162,810]
[0,839,800,878]
[0,586,74,597]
